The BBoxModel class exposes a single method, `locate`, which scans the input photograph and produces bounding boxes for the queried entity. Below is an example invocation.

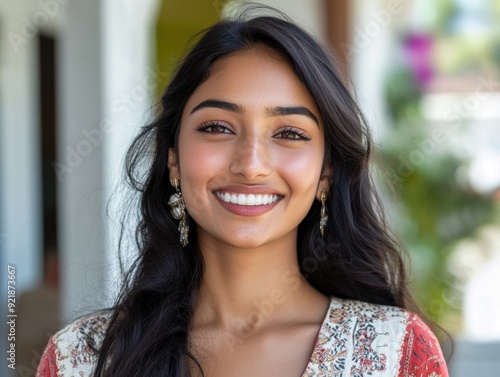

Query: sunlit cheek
[276,147,324,198]
[179,142,230,216]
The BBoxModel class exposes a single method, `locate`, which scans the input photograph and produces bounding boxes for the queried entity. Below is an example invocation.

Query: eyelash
[275,127,311,141]
[195,122,311,141]
[195,121,233,134]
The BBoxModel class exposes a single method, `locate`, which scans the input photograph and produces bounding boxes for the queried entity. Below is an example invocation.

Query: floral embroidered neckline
[300,296,336,376]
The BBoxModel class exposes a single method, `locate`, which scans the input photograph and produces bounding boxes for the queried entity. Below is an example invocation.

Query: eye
[274,127,311,141]
[195,121,233,134]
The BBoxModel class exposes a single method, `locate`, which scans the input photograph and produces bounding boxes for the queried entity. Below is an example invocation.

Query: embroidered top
[36,297,449,376]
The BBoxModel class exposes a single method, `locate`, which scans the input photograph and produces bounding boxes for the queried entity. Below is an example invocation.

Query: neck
[193,229,328,332]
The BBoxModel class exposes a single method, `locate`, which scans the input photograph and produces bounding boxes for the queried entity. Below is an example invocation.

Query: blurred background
[1,0,499,375]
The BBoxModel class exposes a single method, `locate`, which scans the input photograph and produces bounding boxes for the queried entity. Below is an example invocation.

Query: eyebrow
[191,99,243,115]
[190,99,319,126]
[268,106,319,126]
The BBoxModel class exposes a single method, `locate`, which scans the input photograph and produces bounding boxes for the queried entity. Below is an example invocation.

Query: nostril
[228,141,272,179]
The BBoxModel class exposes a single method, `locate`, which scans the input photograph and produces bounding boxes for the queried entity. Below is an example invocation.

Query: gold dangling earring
[168,178,189,246]
[319,190,328,236]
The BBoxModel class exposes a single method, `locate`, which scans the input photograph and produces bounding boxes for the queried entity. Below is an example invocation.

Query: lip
[213,184,282,196]
[212,185,283,216]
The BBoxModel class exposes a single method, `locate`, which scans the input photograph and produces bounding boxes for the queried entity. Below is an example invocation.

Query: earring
[168,178,189,246]
[319,190,328,236]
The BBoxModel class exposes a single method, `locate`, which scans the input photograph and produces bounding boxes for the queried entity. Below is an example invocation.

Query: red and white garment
[37,297,449,376]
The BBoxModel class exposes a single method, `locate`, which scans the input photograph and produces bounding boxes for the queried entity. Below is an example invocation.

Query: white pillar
[0,1,65,374]
[350,0,403,142]
[0,1,43,301]
[57,0,106,321]
[101,0,161,305]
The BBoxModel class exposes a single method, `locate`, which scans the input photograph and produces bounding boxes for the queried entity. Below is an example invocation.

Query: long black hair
[94,7,416,377]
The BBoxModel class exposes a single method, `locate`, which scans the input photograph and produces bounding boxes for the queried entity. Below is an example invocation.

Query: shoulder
[324,297,412,338]
[328,296,410,321]
[36,311,111,377]
[304,297,448,377]
[399,312,449,377]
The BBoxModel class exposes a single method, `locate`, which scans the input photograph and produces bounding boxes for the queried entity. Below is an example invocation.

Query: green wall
[154,0,229,97]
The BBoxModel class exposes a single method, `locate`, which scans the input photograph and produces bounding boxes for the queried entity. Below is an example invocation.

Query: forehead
[184,47,320,115]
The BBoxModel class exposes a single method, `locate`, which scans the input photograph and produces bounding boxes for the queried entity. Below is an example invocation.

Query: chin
[197,223,285,250]
[219,233,272,250]
[229,240,269,250]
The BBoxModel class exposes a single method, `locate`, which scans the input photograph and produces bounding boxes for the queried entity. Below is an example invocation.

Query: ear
[167,148,179,180]
[316,163,333,201]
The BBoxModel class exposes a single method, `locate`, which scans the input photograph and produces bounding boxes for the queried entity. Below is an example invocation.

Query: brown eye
[280,131,301,139]
[208,125,229,133]
[274,127,311,141]
[195,122,233,134]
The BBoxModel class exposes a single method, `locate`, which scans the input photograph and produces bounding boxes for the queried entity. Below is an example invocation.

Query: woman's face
[168,47,331,249]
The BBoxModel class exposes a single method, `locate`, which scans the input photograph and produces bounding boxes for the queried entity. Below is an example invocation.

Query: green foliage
[382,68,495,328]
[385,69,422,123]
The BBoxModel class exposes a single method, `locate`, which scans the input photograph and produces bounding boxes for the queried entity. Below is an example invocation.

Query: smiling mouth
[215,191,282,206]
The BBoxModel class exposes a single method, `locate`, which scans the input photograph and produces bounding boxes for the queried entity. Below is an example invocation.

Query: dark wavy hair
[93,7,418,377]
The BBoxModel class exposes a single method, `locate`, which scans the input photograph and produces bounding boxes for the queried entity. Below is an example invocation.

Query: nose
[229,134,272,180]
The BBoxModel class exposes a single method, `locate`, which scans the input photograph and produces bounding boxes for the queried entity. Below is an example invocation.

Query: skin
[168,47,332,377]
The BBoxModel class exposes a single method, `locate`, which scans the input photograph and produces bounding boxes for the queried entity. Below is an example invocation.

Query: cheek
[178,141,230,215]
[274,147,324,193]
[181,143,225,178]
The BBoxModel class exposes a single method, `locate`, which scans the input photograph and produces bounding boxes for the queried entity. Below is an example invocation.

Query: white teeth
[216,192,280,206]
[237,194,246,205]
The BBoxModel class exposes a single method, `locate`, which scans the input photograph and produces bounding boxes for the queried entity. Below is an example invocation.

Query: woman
[37,7,449,377]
